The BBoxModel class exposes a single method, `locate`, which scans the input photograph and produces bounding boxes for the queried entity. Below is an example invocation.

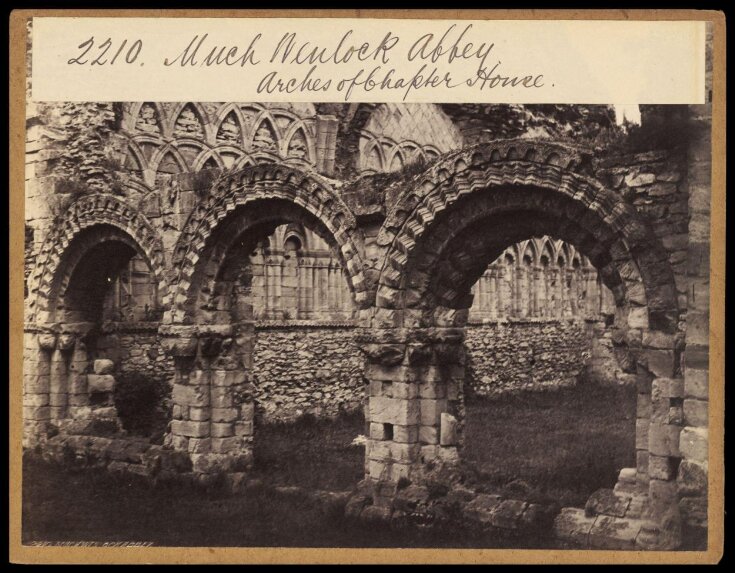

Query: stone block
[635,419,649,450]
[189,407,210,422]
[677,459,708,497]
[211,422,234,438]
[653,377,685,399]
[240,403,255,422]
[420,398,447,426]
[171,420,210,438]
[419,425,438,444]
[87,374,115,393]
[588,515,644,550]
[68,373,88,394]
[585,488,631,518]
[391,382,418,400]
[68,394,90,407]
[437,445,460,464]
[684,369,708,399]
[417,383,446,399]
[90,406,117,420]
[23,374,50,394]
[642,350,675,378]
[683,399,708,427]
[210,387,233,408]
[392,425,418,443]
[187,438,211,454]
[369,396,419,425]
[93,359,115,375]
[211,437,242,454]
[211,407,238,423]
[367,459,388,480]
[648,455,676,480]
[234,421,254,437]
[49,393,68,407]
[23,393,49,407]
[171,435,189,451]
[389,442,421,463]
[173,384,210,408]
[190,453,228,474]
[636,394,652,418]
[553,507,596,547]
[679,427,708,462]
[491,499,527,529]
[369,422,387,440]
[618,468,637,484]
[211,370,248,387]
[463,494,503,525]
[648,423,681,457]
[648,478,679,512]
[440,413,458,446]
[23,405,51,421]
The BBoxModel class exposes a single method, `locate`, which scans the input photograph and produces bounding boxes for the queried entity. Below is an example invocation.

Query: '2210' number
[67,37,143,66]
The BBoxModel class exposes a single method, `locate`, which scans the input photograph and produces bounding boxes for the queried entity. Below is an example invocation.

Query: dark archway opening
[53,226,170,442]
[186,200,365,490]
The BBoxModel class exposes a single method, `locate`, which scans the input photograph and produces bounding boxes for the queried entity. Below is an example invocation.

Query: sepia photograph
[12,11,723,563]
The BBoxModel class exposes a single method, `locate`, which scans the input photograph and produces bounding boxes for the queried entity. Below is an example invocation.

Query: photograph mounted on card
[10,9,724,565]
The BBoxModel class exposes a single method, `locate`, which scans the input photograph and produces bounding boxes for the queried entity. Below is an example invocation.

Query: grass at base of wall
[462,381,637,508]
[252,409,366,491]
[21,453,554,548]
[22,381,636,547]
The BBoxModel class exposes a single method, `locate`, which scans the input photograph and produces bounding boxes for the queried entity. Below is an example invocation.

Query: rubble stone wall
[252,323,365,422]
[464,319,594,396]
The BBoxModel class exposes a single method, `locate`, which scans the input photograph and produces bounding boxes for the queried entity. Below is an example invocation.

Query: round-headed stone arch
[363,140,683,533]
[158,162,370,477]
[376,140,679,334]
[22,194,168,447]
[166,163,369,325]
[26,194,169,325]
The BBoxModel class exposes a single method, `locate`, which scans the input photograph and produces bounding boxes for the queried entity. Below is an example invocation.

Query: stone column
[282,254,298,320]
[488,267,498,320]
[360,311,466,491]
[309,262,318,318]
[249,249,266,320]
[161,323,255,481]
[48,343,69,421]
[22,328,55,448]
[533,266,542,317]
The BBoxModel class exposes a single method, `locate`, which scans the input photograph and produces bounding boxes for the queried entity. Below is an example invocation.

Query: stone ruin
[23,98,713,549]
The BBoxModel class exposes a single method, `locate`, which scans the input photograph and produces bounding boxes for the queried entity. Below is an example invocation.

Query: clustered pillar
[161,323,256,479]
[360,308,467,496]
[22,323,122,448]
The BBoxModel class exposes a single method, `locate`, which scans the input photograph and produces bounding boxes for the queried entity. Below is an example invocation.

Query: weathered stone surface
[553,507,596,547]
[87,374,115,393]
[585,488,631,518]
[463,494,502,525]
[439,413,458,446]
[679,427,708,462]
[677,459,708,497]
[683,399,708,427]
[491,499,527,529]
[588,515,644,550]
[93,359,115,375]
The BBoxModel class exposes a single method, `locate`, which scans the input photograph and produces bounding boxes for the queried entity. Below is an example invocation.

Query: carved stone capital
[37,333,57,351]
[361,343,405,366]
[56,333,77,351]
[160,334,199,358]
